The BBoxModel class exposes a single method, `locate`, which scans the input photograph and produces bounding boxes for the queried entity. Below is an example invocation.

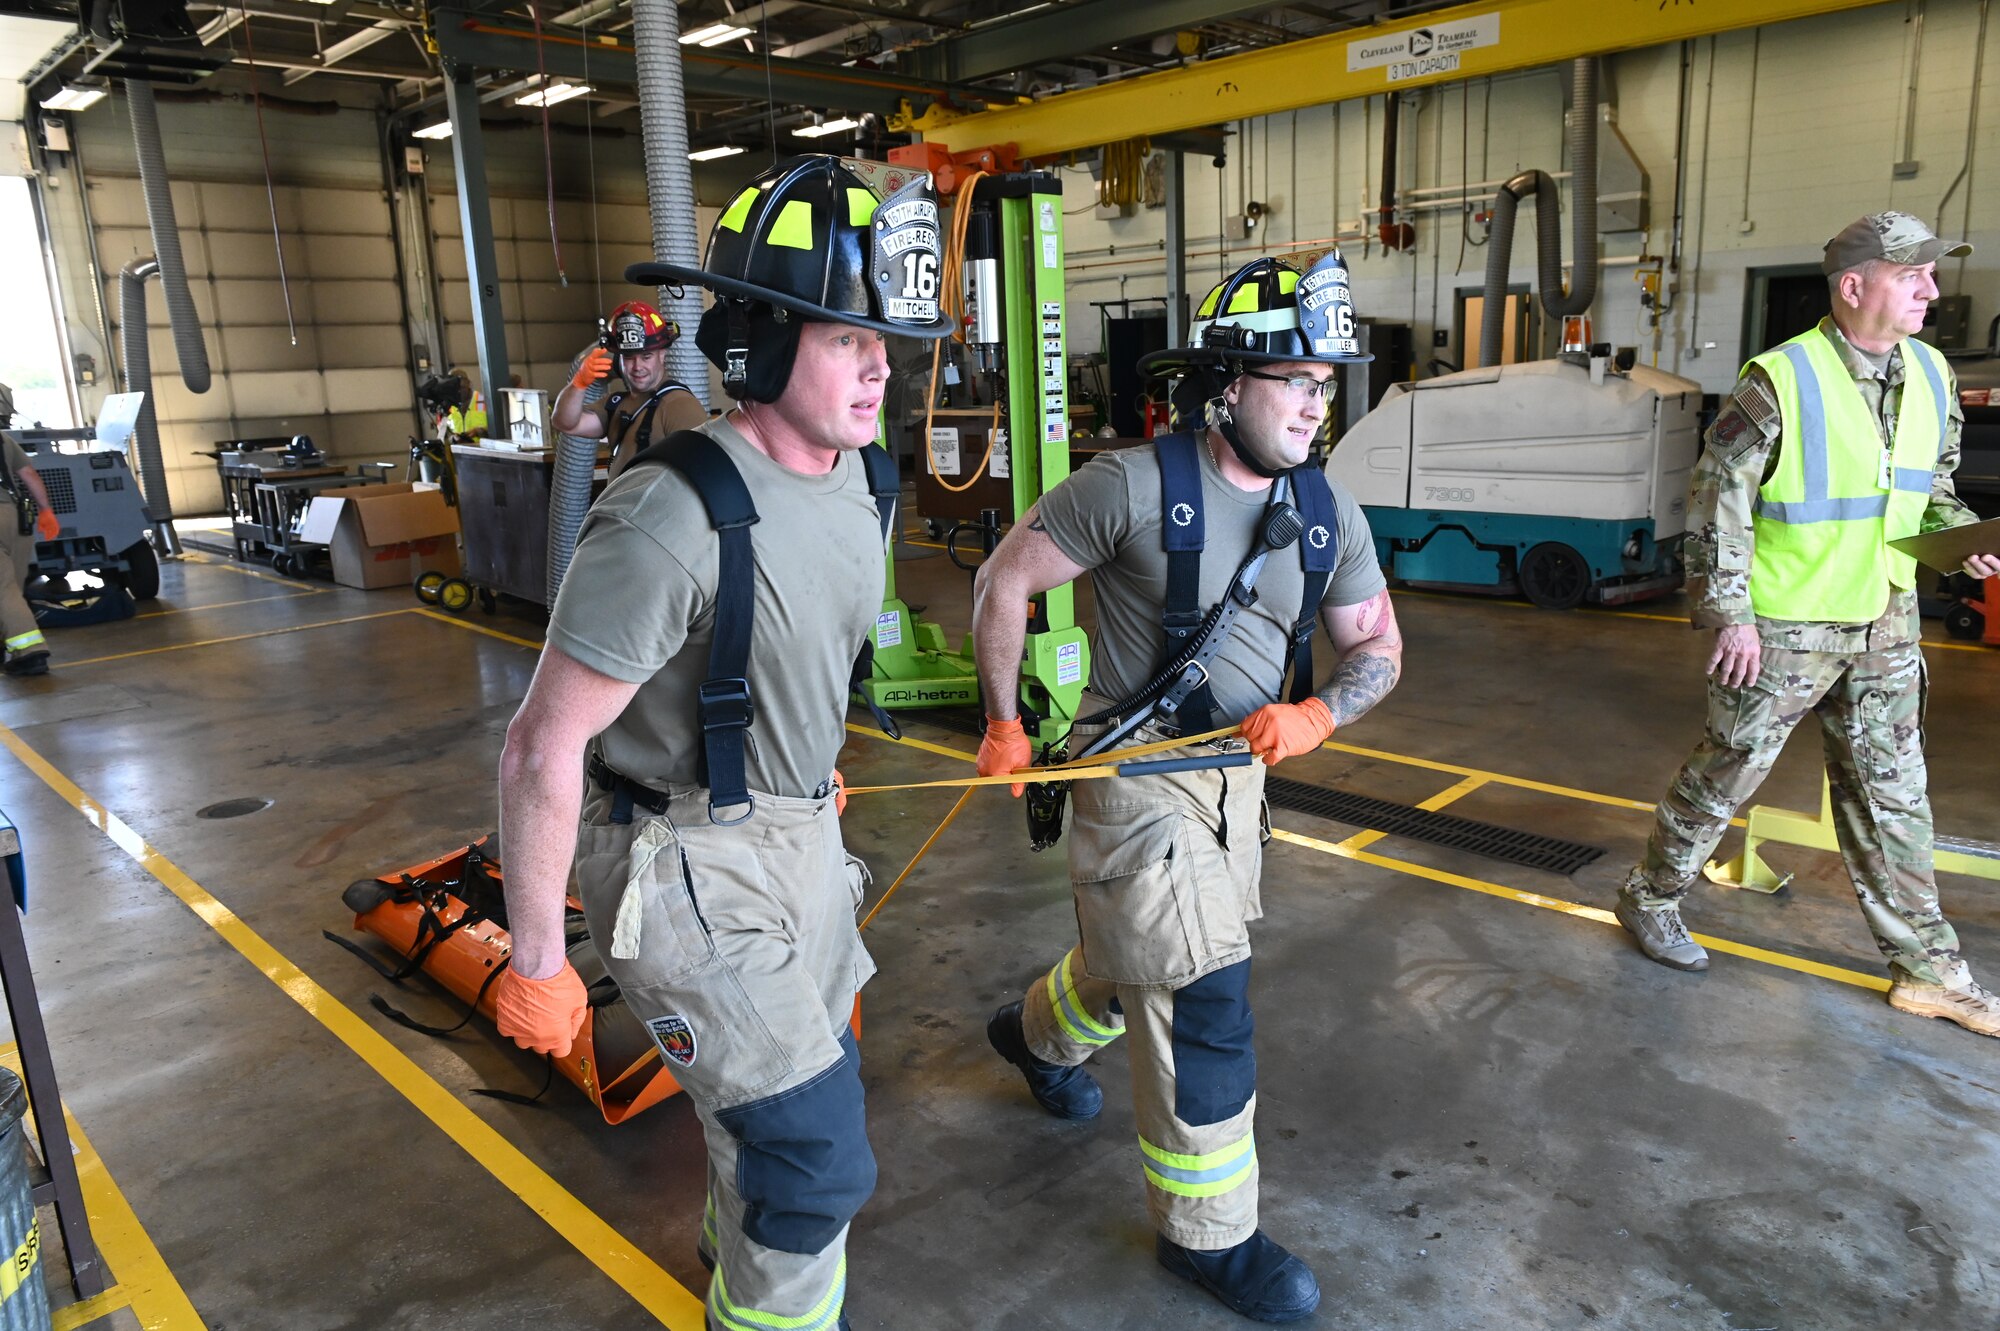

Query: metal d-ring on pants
[1016,711,1269,1250]
[575,780,875,1331]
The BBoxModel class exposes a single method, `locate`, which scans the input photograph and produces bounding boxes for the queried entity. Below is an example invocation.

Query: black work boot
[1157,1230,1321,1323]
[986,1001,1102,1120]
[3,649,49,677]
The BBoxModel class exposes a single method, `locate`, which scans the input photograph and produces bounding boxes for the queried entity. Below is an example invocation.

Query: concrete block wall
[1056,2,2000,398]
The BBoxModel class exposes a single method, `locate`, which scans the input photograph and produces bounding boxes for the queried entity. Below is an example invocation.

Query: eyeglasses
[1240,369,1336,401]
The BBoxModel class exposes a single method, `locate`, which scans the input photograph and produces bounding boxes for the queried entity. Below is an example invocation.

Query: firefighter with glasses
[971,251,1404,1323]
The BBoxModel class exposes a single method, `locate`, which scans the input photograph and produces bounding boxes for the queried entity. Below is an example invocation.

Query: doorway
[1742,264,1831,360]
[0,177,76,428]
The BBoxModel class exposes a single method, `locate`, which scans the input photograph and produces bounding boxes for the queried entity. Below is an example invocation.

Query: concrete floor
[2,538,1997,1331]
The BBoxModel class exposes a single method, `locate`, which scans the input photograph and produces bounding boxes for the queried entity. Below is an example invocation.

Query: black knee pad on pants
[1172,959,1256,1126]
[717,1031,876,1254]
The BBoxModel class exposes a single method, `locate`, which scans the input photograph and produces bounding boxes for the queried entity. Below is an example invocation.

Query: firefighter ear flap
[696,303,804,404]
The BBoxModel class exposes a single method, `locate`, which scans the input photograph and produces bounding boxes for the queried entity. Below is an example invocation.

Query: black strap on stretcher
[612,429,902,824]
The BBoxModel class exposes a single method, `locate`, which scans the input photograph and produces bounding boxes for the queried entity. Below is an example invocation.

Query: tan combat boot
[1887,963,2000,1038]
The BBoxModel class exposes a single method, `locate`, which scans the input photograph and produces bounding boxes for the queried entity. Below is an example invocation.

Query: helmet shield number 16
[870,176,943,327]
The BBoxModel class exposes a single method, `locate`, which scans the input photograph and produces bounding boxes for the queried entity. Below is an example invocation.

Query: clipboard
[1889,516,2000,571]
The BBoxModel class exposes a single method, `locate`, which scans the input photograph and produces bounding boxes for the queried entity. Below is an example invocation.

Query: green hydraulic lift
[859,171,1090,748]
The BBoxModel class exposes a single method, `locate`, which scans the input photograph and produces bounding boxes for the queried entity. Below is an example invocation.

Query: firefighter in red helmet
[552,299,709,477]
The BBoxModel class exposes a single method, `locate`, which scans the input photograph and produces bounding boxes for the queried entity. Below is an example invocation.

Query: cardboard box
[299,482,462,590]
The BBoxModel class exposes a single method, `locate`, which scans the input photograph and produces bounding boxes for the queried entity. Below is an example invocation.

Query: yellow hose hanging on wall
[1097,138,1151,210]
[921,170,1000,495]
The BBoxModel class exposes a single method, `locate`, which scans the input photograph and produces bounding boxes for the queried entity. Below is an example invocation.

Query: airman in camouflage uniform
[1619,212,2000,1039]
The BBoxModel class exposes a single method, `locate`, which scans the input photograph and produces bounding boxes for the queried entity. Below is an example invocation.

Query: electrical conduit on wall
[1479,58,1598,367]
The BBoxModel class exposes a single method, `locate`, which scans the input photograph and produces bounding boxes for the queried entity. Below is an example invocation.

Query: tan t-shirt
[1,434,30,488]
[601,385,709,480]
[548,415,886,797]
[1037,435,1384,723]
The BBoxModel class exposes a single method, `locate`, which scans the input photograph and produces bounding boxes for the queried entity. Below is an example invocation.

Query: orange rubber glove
[830,768,848,817]
[978,715,1033,798]
[493,961,588,1057]
[34,509,58,542]
[1239,697,1336,766]
[571,347,613,390]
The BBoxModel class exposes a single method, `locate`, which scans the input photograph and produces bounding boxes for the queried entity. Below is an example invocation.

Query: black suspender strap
[633,429,760,824]
[848,443,903,741]
[1287,466,1340,703]
[1154,432,1214,730]
[627,383,694,457]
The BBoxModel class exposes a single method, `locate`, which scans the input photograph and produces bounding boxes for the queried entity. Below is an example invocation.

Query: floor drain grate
[1265,779,1605,875]
[197,798,272,820]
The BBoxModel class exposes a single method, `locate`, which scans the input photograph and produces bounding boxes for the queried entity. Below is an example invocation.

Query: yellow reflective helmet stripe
[767,199,816,250]
[719,186,759,233]
[1198,284,1224,318]
[1225,283,1261,314]
[846,188,877,227]
[1276,268,1299,294]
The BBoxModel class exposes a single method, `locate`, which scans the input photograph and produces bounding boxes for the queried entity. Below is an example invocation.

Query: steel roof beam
[903,0,1296,85]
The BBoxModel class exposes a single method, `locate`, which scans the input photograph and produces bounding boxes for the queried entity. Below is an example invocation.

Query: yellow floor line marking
[136,590,322,619]
[64,610,416,668]
[0,727,705,1329]
[413,607,546,650]
[1268,827,1890,992]
[1318,736,1748,828]
[0,1046,196,1330]
[173,553,304,590]
[51,1287,135,1331]
[839,725,1887,994]
[1336,774,1488,852]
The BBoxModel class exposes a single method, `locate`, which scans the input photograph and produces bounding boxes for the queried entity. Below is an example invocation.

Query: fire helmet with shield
[627,154,953,402]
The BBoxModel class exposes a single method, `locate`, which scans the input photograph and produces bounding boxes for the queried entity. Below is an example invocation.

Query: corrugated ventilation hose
[631,0,709,410]
[546,344,609,605]
[119,257,181,551]
[1480,58,1599,367]
[125,80,211,396]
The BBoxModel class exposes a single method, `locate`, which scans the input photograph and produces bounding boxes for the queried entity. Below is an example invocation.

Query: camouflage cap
[1821,210,1972,275]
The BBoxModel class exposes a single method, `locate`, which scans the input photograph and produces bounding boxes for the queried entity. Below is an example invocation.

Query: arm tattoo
[1318,651,1399,728]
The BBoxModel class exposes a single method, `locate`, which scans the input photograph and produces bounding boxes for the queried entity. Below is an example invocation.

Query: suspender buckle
[697,677,755,734]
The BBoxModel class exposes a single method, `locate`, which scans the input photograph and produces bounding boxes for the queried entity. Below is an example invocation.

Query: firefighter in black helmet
[495,155,949,1331]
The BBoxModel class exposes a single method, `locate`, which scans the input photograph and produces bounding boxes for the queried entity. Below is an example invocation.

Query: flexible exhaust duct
[125,80,211,395]
[631,0,710,409]
[546,344,610,605]
[1480,58,1599,367]
[118,257,183,554]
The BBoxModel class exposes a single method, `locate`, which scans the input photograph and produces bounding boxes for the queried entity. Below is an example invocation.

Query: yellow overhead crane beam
[899,0,1891,158]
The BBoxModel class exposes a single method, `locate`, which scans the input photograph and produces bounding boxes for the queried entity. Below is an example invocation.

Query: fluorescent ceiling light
[689,145,747,161]
[517,82,591,107]
[681,22,752,46]
[39,86,107,112]
[412,121,454,140]
[792,117,860,139]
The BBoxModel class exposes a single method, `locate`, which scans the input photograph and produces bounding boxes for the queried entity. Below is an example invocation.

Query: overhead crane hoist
[857,147,1090,751]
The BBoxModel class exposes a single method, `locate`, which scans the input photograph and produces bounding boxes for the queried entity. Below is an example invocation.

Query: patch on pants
[646,1013,698,1068]
[1172,959,1256,1127]
[717,1032,876,1255]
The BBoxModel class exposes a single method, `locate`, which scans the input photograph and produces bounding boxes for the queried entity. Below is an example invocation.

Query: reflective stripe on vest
[1745,326,1945,622]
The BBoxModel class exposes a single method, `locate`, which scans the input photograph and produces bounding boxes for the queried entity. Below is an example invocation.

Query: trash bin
[0,1070,50,1329]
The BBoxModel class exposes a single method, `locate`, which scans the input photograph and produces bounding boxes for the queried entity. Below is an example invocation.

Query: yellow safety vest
[1745,326,1948,623]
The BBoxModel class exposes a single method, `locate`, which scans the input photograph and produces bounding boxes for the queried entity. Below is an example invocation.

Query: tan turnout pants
[575,779,874,1331]
[1018,720,1268,1250]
